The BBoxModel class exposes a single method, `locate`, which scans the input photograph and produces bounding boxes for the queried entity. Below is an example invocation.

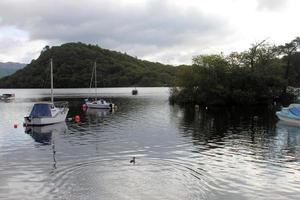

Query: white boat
[86,99,114,109]
[0,93,15,100]
[24,59,69,126]
[85,62,115,109]
[276,103,300,125]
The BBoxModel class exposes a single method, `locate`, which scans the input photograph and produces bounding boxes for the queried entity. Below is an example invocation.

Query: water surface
[0,88,299,200]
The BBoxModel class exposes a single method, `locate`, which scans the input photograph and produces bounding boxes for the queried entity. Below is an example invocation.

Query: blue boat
[276,104,300,125]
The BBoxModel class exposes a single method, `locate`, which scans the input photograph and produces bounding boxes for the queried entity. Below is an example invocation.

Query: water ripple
[0,88,300,199]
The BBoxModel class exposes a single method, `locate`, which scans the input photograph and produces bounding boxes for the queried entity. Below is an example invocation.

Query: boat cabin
[29,103,53,118]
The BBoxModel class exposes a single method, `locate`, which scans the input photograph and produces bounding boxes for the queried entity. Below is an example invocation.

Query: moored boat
[85,98,114,109]
[0,93,15,100]
[276,103,300,125]
[132,88,138,95]
[24,102,69,126]
[24,59,69,126]
[85,62,115,109]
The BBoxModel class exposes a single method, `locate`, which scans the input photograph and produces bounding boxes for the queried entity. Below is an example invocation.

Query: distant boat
[24,59,69,126]
[85,62,115,109]
[276,103,300,125]
[0,93,15,101]
[132,87,138,95]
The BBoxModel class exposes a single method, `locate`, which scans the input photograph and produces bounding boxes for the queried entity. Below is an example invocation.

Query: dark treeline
[0,42,176,88]
[170,37,300,106]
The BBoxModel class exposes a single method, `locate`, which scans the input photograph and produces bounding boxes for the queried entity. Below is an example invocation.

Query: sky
[0,0,299,65]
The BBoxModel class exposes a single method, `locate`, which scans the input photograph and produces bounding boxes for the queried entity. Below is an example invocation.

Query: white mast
[50,58,54,104]
[94,61,97,100]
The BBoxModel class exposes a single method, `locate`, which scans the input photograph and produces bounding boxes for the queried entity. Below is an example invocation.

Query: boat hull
[276,114,300,124]
[24,108,69,126]
[0,94,15,101]
[276,105,300,126]
[0,97,15,100]
[86,103,111,109]
[86,101,113,109]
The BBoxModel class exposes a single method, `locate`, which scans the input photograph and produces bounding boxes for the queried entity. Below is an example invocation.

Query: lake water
[0,87,299,200]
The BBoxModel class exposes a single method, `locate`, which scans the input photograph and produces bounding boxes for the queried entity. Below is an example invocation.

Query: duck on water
[130,157,136,164]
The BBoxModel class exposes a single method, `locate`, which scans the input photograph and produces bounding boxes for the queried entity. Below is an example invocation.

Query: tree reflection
[171,105,300,162]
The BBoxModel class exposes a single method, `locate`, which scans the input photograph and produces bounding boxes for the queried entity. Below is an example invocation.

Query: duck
[130,157,136,164]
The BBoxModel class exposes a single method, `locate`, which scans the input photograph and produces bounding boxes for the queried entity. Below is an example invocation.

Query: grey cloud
[257,0,288,11]
[0,0,232,64]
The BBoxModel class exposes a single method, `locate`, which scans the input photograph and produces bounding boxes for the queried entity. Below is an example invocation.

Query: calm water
[0,87,300,200]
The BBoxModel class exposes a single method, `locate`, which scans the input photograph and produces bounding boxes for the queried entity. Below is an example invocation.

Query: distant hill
[0,62,26,78]
[0,42,177,88]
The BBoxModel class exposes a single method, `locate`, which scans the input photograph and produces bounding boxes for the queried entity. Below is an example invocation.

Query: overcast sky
[0,0,299,65]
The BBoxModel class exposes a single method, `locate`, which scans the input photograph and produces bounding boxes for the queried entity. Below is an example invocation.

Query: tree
[279,37,300,82]
[170,39,291,106]
[241,39,268,69]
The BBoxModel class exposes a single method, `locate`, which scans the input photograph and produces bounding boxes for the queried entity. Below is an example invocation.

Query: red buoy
[74,115,81,123]
[82,104,87,111]
[14,124,18,128]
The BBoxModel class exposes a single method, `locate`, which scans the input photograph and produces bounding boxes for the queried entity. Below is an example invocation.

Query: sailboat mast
[94,62,97,100]
[50,58,54,104]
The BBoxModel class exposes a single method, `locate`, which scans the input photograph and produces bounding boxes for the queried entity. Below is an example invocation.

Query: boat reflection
[24,122,67,169]
[0,98,14,103]
[86,108,114,118]
[275,121,300,159]
[276,117,300,127]
[276,121,300,135]
[24,122,67,144]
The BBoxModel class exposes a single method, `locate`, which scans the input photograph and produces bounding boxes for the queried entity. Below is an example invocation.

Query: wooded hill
[0,42,177,88]
[170,37,300,105]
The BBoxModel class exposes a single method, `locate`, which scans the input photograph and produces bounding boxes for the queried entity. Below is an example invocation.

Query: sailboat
[85,62,115,109]
[24,59,69,126]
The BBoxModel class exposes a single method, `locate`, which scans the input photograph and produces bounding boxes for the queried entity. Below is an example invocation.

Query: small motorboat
[0,93,15,100]
[276,104,300,125]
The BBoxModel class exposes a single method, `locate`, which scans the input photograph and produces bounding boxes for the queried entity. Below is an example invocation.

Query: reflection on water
[86,108,113,118]
[0,88,300,200]
[25,122,67,144]
[276,122,300,161]
[24,123,68,170]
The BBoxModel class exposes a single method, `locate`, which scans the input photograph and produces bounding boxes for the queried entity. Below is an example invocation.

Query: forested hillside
[0,43,177,88]
[170,37,300,105]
